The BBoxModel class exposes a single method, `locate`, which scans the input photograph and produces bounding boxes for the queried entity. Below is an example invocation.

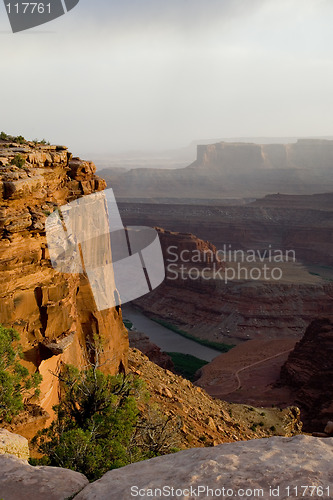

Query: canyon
[120,197,333,434]
[0,137,302,450]
[120,188,333,344]
[130,227,333,344]
[1,135,332,496]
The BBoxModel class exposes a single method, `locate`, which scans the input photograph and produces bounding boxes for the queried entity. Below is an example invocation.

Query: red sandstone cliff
[0,138,128,432]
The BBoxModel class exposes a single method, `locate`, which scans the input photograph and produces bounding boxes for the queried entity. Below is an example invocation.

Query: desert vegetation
[0,325,41,423]
[10,154,25,168]
[0,132,26,143]
[0,131,50,145]
[31,363,180,480]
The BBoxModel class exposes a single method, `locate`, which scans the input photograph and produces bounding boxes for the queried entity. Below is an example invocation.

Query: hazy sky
[1,0,333,155]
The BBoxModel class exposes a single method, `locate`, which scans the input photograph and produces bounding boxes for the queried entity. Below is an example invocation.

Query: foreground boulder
[0,454,88,500]
[0,429,29,460]
[76,435,332,500]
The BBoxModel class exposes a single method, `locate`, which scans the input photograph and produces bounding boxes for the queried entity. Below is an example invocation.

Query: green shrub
[32,367,140,479]
[0,132,26,143]
[32,365,180,480]
[33,138,50,146]
[14,135,25,144]
[0,325,42,423]
[0,131,9,140]
[10,154,25,168]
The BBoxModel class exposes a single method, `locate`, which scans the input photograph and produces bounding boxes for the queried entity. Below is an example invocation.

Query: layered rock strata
[0,138,128,429]
[133,229,333,342]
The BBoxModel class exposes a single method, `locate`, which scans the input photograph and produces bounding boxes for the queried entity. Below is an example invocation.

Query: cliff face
[0,139,128,429]
[106,139,333,200]
[280,319,333,432]
[133,228,333,343]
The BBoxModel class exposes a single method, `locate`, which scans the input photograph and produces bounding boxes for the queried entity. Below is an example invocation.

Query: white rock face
[0,428,29,460]
[0,454,88,500]
[76,435,333,500]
